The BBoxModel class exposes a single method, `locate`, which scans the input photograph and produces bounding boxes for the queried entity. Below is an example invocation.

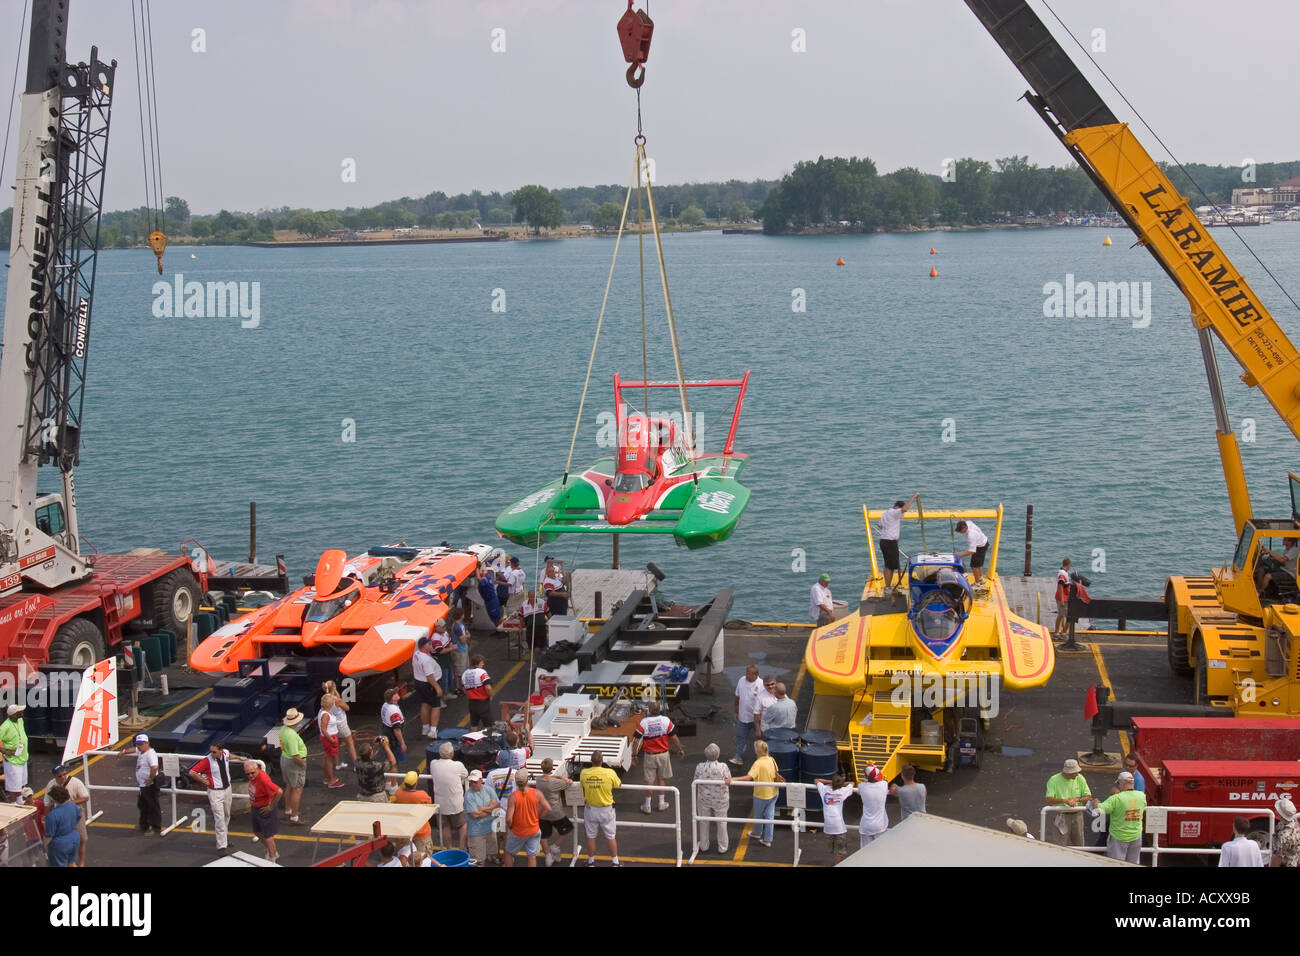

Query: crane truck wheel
[154,568,201,635]
[48,618,107,668]
[1166,595,1193,677]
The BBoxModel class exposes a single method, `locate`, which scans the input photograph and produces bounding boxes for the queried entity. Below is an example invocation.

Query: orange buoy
[929,267,938,277]
[929,247,937,255]
[835,257,845,266]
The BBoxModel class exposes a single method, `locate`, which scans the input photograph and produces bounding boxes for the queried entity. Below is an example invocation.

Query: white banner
[62,658,118,763]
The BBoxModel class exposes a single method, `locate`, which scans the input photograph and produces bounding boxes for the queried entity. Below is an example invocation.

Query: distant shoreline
[244,234,505,248]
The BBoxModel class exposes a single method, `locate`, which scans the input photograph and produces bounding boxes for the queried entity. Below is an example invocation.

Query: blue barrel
[799,743,839,813]
[798,729,836,749]
[195,612,218,642]
[155,630,175,666]
[433,849,471,867]
[763,728,799,746]
[767,739,799,810]
[25,702,51,736]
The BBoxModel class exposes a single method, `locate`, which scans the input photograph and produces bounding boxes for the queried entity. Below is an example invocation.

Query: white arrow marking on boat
[374,620,430,644]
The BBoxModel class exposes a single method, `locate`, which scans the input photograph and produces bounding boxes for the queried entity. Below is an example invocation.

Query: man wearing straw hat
[279,709,309,825]
[0,704,29,802]
[1273,797,1299,867]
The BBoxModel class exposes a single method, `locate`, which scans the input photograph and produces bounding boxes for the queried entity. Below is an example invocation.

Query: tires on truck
[48,617,106,668]
[154,568,201,634]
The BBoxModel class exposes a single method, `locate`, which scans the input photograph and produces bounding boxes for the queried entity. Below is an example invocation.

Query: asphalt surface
[17,622,1187,867]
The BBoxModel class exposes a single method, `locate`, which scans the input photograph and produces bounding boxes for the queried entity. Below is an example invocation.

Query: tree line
[1,158,1295,247]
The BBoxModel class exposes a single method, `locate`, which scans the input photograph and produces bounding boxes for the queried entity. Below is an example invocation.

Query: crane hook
[617,3,654,90]
[148,230,167,275]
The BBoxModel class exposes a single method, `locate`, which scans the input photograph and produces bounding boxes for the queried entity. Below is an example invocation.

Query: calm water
[6,225,1300,621]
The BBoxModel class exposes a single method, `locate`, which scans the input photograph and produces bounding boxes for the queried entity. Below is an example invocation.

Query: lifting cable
[0,0,29,191]
[131,0,167,272]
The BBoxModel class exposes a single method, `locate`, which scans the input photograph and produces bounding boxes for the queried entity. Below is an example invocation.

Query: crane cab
[34,493,70,545]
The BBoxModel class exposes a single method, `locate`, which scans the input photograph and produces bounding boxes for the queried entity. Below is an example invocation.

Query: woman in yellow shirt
[731,740,783,847]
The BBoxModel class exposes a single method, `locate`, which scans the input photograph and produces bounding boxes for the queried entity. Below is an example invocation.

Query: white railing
[688,777,878,867]
[79,749,250,836]
[1037,804,1277,865]
[566,783,683,867]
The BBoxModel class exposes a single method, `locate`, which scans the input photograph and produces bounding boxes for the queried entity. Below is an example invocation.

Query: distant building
[1231,177,1300,207]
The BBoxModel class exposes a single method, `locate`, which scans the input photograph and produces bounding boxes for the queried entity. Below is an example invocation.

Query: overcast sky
[2,0,1297,214]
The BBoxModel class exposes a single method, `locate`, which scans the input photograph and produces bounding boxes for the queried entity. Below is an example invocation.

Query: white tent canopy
[838,813,1132,867]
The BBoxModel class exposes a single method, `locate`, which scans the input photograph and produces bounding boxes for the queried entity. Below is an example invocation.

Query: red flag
[1083,684,1099,721]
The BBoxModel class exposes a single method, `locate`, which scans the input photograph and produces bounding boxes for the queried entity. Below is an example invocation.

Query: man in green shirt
[279,709,308,825]
[1095,771,1146,863]
[0,705,29,801]
[1044,757,1091,847]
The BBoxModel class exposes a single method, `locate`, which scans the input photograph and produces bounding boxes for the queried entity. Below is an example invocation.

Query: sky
[1,0,1297,215]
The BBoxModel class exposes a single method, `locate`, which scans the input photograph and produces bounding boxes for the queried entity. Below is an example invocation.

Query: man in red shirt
[632,701,685,813]
[188,742,235,851]
[244,760,283,863]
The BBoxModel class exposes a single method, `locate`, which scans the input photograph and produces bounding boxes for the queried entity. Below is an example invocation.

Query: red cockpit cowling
[606,415,674,525]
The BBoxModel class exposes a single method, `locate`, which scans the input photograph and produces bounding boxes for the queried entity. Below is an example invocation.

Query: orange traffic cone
[836,257,845,266]
[929,266,938,277]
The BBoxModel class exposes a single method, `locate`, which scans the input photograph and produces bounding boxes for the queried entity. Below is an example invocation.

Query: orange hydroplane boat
[191,544,491,676]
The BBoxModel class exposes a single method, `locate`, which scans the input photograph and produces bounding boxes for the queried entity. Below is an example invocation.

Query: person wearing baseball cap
[857,762,890,848]
[464,769,497,865]
[810,573,834,627]
[1044,757,1091,847]
[391,768,434,856]
[0,704,29,802]
[120,733,161,834]
[1094,770,1146,863]
[279,709,308,825]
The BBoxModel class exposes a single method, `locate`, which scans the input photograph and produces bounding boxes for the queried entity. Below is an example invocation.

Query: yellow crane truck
[969,0,1300,717]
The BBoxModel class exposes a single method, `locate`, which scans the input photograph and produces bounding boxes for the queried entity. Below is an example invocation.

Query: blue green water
[7,226,1300,620]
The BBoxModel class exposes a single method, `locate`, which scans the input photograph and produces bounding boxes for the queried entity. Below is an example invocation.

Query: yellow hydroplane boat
[804,506,1054,782]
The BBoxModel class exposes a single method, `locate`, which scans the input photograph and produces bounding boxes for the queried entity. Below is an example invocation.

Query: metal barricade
[80,748,250,836]
[567,783,683,867]
[1036,803,1277,865]
[689,777,877,867]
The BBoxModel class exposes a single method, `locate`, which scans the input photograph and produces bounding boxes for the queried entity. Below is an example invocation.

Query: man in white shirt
[954,519,990,584]
[857,765,889,847]
[121,733,162,834]
[503,556,527,618]
[810,574,834,626]
[430,741,470,850]
[1219,816,1264,867]
[878,493,919,591]
[731,665,764,765]
[411,637,442,738]
[813,773,856,864]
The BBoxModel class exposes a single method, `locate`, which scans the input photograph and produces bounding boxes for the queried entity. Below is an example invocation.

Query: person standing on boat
[810,574,835,627]
[954,520,990,585]
[878,494,920,592]
[542,557,569,616]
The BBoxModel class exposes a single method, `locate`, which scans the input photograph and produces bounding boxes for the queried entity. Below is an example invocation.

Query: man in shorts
[391,770,435,857]
[412,637,442,738]
[0,705,29,802]
[464,770,497,865]
[278,709,308,825]
[631,701,685,814]
[503,770,551,867]
[954,519,990,585]
[878,493,919,592]
[245,760,282,862]
[536,758,574,866]
[579,751,622,867]
[430,741,469,850]
[813,773,855,864]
